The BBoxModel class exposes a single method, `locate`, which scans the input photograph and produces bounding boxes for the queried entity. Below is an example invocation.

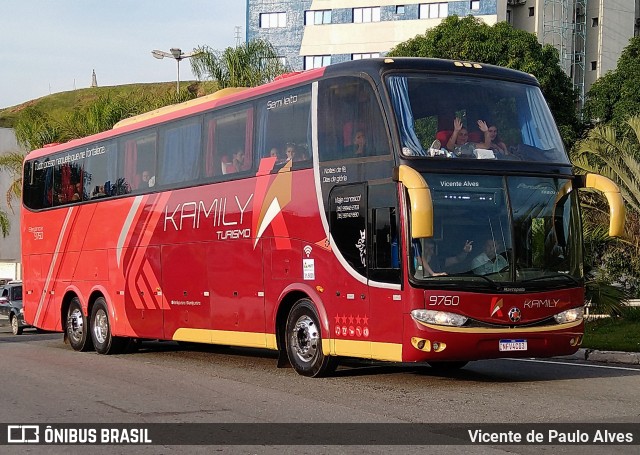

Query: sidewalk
[560,348,640,365]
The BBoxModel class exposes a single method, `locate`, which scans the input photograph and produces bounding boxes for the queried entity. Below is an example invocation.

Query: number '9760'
[428,295,460,306]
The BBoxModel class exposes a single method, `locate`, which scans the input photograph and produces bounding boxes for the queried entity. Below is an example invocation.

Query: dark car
[0,281,28,335]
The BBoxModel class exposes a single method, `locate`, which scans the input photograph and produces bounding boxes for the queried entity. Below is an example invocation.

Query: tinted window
[387,74,568,163]
[318,76,390,162]
[158,117,203,187]
[256,86,311,167]
[203,106,253,179]
[83,140,118,199]
[118,130,157,192]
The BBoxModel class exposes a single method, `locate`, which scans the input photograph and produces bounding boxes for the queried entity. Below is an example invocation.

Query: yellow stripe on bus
[173,328,273,349]
[331,339,403,362]
[173,329,402,361]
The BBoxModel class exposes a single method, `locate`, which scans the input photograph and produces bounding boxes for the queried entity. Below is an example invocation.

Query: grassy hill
[0,80,218,129]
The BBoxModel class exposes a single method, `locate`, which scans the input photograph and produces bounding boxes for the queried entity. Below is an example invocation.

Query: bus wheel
[90,298,126,355]
[66,297,93,352]
[285,299,337,377]
[427,361,468,371]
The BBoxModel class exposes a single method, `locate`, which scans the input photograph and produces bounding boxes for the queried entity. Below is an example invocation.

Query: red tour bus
[21,58,624,376]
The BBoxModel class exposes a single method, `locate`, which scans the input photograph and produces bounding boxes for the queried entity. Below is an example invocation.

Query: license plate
[499,339,527,352]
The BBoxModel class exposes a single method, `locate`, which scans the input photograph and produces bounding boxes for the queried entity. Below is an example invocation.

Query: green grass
[0,80,219,129]
[582,310,640,352]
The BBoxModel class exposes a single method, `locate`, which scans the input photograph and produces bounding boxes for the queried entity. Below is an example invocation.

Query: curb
[559,348,640,365]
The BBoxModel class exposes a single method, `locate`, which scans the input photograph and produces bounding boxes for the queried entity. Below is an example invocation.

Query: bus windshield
[387,73,568,164]
[410,174,582,289]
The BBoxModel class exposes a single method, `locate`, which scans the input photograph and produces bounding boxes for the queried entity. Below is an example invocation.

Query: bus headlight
[554,307,584,324]
[411,309,468,327]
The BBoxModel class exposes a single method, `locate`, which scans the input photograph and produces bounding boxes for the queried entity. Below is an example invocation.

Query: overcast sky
[0,1,246,109]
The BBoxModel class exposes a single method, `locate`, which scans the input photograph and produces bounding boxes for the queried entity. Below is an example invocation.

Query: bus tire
[285,299,337,377]
[66,297,93,352]
[90,298,126,355]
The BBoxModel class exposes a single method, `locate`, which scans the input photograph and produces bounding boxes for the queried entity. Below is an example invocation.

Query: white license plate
[499,339,528,352]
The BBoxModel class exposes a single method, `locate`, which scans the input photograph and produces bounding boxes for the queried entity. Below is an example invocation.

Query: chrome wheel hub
[67,307,85,343]
[93,309,108,344]
[290,315,319,363]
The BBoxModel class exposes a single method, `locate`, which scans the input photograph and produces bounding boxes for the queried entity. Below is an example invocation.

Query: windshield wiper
[418,273,502,290]
[520,273,581,286]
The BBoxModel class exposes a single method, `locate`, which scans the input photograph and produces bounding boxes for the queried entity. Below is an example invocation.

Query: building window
[592,17,599,27]
[591,61,597,71]
[305,10,331,25]
[507,10,511,23]
[260,12,287,28]
[353,7,381,23]
[352,53,380,60]
[528,7,534,17]
[470,1,480,11]
[305,55,331,70]
[419,3,448,19]
[396,5,405,15]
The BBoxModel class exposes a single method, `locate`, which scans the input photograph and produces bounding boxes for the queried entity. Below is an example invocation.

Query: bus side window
[204,106,253,180]
[158,118,202,187]
[256,86,312,171]
[318,76,389,162]
[119,131,157,192]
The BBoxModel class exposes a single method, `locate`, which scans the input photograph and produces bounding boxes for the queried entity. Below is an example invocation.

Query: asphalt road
[0,321,638,454]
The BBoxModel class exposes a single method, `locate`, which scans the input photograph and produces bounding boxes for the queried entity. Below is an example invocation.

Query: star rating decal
[333,313,369,338]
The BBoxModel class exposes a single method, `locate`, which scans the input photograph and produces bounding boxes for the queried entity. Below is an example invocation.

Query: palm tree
[572,116,640,315]
[572,116,640,213]
[0,151,24,238]
[190,39,289,89]
[0,210,9,237]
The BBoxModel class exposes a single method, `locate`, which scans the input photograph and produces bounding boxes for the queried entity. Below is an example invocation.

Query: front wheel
[91,298,127,355]
[10,314,22,335]
[285,299,337,377]
[66,297,93,351]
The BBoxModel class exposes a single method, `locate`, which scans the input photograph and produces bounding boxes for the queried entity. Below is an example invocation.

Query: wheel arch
[274,284,330,354]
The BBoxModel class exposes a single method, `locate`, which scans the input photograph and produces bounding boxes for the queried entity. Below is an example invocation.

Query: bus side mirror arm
[393,165,433,238]
[575,174,626,237]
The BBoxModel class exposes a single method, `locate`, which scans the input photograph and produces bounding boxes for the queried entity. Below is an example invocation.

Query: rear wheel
[91,297,126,355]
[10,314,22,335]
[66,297,93,351]
[285,299,337,377]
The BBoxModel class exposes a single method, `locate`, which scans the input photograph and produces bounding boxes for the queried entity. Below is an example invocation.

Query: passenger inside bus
[141,170,155,188]
[413,238,473,277]
[487,124,510,156]
[444,118,491,157]
[285,143,298,162]
[348,130,369,157]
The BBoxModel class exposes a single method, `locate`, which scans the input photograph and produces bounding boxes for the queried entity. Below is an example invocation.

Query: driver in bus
[471,239,508,275]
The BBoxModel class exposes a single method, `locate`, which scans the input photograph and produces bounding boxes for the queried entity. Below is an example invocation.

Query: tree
[572,116,640,303]
[0,151,24,238]
[387,15,579,146]
[572,116,640,213]
[190,39,289,89]
[582,36,640,129]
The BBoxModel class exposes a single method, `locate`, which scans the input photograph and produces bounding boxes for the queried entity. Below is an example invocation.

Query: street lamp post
[151,47,197,93]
